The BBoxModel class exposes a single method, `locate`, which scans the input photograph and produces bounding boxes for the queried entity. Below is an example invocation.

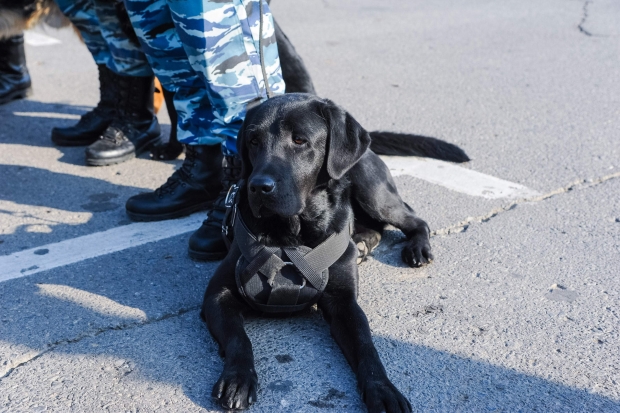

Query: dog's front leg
[319,253,412,413]
[351,151,433,267]
[202,247,257,410]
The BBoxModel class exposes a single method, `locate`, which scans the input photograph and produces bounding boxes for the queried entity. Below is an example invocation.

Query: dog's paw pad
[357,241,369,265]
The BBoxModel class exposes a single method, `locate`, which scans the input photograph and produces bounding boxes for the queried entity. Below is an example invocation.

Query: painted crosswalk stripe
[0,213,205,283]
[24,31,61,47]
[0,158,540,283]
[13,112,81,120]
[381,156,540,199]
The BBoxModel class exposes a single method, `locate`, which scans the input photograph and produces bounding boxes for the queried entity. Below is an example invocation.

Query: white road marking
[0,157,539,283]
[13,112,81,120]
[0,213,205,283]
[381,156,540,199]
[24,31,61,47]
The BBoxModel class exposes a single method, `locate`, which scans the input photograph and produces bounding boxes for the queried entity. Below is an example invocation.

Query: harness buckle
[225,184,240,207]
[222,184,240,239]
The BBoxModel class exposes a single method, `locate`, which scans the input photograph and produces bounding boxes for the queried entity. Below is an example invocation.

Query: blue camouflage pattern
[55,0,152,77]
[125,0,285,151]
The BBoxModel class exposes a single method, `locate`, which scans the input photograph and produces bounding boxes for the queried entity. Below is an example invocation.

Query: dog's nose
[249,177,276,194]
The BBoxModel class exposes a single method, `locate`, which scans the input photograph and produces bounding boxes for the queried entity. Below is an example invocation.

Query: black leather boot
[0,34,32,105]
[125,144,223,221]
[150,87,184,160]
[188,154,242,261]
[85,75,162,166]
[51,64,117,146]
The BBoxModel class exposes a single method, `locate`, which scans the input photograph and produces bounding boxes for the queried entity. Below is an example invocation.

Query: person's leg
[169,0,285,151]
[90,0,151,78]
[123,0,225,220]
[54,0,109,65]
[83,0,164,166]
[125,0,285,260]
[0,33,32,105]
[166,0,284,260]
[52,0,119,145]
[54,0,163,164]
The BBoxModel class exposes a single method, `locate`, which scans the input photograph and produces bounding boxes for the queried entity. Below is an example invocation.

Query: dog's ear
[237,106,259,179]
[322,100,371,180]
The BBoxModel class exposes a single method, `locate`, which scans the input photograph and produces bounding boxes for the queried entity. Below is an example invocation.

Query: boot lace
[155,146,196,196]
[99,125,127,145]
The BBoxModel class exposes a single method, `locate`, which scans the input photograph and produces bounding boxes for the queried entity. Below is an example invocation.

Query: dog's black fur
[201,93,469,412]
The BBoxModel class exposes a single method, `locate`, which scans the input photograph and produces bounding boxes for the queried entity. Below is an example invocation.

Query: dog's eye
[292,136,306,145]
[249,137,259,146]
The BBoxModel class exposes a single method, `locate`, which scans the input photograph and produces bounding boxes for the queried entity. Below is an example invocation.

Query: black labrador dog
[201,93,468,412]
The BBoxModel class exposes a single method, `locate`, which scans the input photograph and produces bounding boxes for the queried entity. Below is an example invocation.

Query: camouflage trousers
[124,0,285,150]
[55,0,152,77]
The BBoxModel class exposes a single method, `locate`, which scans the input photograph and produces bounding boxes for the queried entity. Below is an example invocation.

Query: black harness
[222,183,353,314]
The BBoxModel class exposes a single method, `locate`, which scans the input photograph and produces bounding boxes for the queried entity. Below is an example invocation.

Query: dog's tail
[369,131,470,163]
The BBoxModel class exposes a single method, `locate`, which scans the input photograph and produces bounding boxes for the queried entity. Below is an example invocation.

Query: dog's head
[237,93,371,218]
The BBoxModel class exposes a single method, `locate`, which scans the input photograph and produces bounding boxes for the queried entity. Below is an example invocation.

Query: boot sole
[86,132,164,167]
[188,247,227,262]
[0,85,32,105]
[86,152,135,166]
[125,201,212,222]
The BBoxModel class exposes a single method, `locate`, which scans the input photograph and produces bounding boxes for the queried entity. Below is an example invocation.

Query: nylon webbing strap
[283,228,351,289]
[240,246,278,286]
[235,213,288,286]
[234,212,353,312]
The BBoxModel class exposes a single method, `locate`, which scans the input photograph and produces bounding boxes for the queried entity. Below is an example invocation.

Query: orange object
[153,77,164,114]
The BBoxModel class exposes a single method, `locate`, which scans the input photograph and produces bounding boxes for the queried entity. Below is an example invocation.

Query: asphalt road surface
[1,0,619,412]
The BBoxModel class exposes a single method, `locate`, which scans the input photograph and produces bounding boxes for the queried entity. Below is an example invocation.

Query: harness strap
[240,245,280,286]
[235,213,288,286]
[226,182,354,313]
[283,226,352,290]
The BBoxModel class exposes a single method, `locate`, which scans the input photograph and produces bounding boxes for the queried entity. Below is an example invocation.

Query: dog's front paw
[401,235,433,268]
[212,367,258,410]
[361,380,412,413]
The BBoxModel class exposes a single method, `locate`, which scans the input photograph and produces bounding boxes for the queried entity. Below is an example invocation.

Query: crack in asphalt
[432,170,620,237]
[578,0,593,36]
[0,305,201,381]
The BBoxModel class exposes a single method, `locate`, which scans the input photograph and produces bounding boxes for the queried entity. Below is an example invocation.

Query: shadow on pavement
[0,165,146,255]
[0,247,618,411]
[0,99,173,166]
[0,99,92,147]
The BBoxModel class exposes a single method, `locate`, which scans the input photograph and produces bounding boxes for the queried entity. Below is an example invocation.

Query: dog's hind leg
[353,222,382,265]
[202,247,258,410]
[350,151,433,268]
